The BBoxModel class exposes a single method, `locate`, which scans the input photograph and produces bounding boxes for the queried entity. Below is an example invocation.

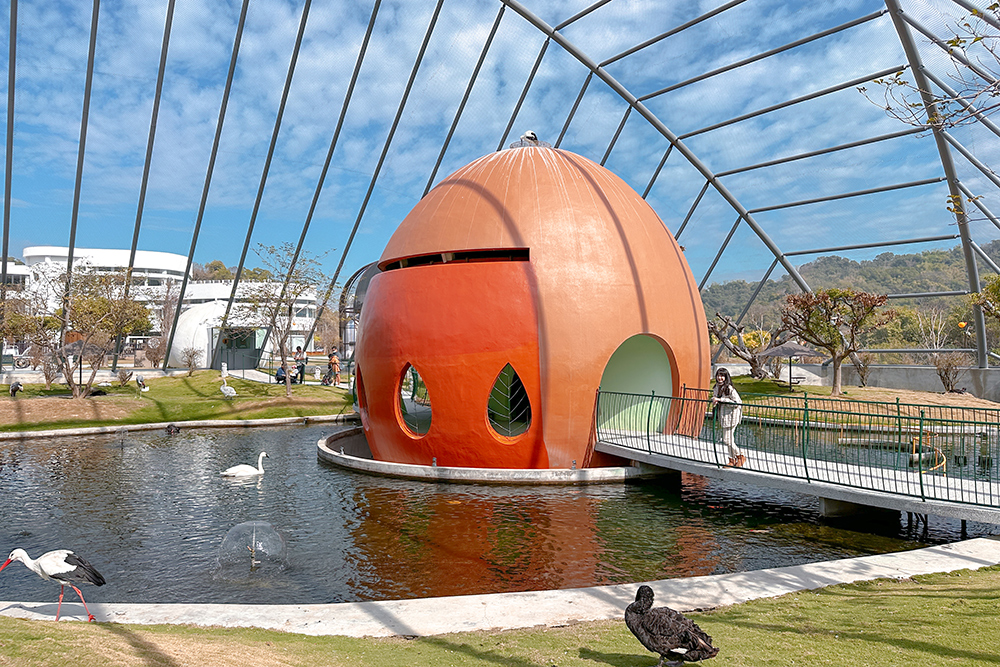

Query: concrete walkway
[2,537,996,636]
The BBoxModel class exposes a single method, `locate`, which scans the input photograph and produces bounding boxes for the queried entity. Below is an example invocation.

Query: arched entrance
[599,334,673,431]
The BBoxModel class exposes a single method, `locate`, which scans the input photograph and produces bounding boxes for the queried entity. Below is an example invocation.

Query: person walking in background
[331,351,341,386]
[712,367,745,467]
[294,346,306,385]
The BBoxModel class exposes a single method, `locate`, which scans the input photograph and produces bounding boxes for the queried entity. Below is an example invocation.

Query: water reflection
[0,425,997,605]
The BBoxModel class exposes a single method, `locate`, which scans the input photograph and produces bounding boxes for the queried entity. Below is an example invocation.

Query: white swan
[221,451,267,477]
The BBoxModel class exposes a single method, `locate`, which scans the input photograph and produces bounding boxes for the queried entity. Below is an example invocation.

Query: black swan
[625,585,719,665]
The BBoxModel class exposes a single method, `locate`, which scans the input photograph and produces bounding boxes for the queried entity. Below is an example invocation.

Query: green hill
[701,240,1000,325]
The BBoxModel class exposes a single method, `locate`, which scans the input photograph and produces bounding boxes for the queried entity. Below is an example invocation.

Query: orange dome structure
[355,144,710,469]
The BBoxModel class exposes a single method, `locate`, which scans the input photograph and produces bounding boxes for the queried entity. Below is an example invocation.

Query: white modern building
[22,246,189,286]
[1,260,31,287]
[14,246,320,368]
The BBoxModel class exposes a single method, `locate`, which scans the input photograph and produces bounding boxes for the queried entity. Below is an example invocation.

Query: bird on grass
[221,451,268,477]
[9,381,22,398]
[625,585,719,666]
[220,379,237,399]
[1,548,106,622]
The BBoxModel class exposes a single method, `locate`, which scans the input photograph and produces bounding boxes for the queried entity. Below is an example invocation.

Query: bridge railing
[596,390,1000,508]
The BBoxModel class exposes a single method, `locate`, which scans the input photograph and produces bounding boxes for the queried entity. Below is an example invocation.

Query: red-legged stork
[0,548,106,622]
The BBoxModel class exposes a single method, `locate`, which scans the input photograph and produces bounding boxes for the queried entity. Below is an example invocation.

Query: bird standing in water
[625,585,719,665]
[0,548,106,621]
[220,451,268,477]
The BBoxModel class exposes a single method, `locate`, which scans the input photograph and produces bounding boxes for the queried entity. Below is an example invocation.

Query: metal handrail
[596,390,1000,509]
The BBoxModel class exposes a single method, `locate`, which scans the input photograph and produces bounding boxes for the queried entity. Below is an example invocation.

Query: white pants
[721,426,743,458]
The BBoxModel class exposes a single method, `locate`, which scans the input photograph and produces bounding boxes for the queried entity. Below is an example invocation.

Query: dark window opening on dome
[487,363,531,438]
[356,365,368,413]
[398,364,432,435]
[381,248,529,272]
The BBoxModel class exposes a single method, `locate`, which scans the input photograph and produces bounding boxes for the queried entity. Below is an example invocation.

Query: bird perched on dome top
[509,130,551,148]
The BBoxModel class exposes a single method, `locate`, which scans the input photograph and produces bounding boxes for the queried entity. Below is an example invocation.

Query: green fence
[596,390,1000,509]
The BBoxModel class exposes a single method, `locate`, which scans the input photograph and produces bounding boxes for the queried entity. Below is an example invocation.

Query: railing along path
[595,389,1000,522]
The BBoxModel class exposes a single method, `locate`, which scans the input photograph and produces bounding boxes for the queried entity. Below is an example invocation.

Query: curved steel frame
[2,0,998,371]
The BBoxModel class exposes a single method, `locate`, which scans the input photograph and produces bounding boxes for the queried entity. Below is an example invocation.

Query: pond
[1,424,996,605]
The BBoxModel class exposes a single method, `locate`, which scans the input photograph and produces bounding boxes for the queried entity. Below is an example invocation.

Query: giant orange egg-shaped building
[354,143,710,469]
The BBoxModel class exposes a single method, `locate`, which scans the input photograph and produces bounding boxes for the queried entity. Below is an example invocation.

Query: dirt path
[809,386,1000,410]
[1,395,136,425]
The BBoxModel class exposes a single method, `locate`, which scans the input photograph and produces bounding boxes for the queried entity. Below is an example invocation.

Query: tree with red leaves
[780,289,896,396]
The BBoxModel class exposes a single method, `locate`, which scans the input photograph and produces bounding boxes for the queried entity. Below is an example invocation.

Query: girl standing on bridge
[712,368,745,467]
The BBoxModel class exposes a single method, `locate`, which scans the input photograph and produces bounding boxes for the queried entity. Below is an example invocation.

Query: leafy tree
[780,288,896,396]
[242,267,273,281]
[202,260,234,281]
[970,273,1000,319]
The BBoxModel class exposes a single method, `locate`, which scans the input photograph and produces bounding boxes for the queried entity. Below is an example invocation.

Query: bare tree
[144,336,166,368]
[313,307,340,355]
[934,352,970,392]
[707,313,784,379]
[40,356,60,390]
[853,352,875,388]
[117,369,134,387]
[230,243,329,397]
[180,347,203,376]
[916,306,951,361]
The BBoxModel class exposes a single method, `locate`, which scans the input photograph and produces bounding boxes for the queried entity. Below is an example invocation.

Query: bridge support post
[819,497,900,521]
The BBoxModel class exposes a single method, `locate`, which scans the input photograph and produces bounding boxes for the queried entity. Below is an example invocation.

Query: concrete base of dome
[317,427,667,485]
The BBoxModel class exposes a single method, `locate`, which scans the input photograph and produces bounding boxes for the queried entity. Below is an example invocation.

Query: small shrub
[932,352,969,392]
[144,336,165,368]
[853,353,874,387]
[117,369,133,387]
[180,347,203,377]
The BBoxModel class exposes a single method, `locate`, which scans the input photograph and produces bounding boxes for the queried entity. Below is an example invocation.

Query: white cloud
[0,0,995,287]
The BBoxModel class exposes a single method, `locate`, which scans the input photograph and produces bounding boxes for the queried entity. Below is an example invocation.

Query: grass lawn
[0,566,997,666]
[0,371,353,432]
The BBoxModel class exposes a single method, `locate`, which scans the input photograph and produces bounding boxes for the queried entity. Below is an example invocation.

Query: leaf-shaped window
[398,364,431,435]
[487,363,531,437]
[356,365,368,414]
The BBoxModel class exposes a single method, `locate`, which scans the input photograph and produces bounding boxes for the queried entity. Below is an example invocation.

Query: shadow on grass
[578,647,646,666]
[711,617,1000,664]
[100,622,181,667]
[179,377,213,398]
[419,636,548,667]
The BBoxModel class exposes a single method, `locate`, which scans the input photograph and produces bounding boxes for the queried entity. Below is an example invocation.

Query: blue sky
[0,0,997,288]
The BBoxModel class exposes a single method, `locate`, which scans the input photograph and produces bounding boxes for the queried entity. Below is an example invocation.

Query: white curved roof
[22,246,189,277]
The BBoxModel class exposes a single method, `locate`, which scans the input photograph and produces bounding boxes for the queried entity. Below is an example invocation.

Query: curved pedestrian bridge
[595,390,1000,524]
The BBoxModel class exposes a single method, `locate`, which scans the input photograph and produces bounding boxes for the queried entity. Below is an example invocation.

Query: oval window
[398,364,432,435]
[487,363,531,437]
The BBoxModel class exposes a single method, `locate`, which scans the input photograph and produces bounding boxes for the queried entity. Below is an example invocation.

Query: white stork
[0,548,106,622]
[220,451,268,477]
